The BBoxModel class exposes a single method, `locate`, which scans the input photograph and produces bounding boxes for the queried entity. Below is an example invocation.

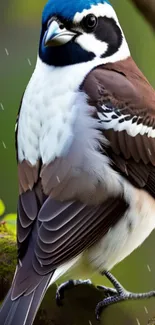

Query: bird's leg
[95,271,155,320]
[56,271,155,320]
[56,279,92,305]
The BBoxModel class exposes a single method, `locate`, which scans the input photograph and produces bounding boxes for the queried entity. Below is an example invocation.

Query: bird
[1,0,155,324]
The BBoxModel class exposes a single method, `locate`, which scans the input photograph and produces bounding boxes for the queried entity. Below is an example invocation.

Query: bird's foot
[96,271,155,321]
[56,279,92,306]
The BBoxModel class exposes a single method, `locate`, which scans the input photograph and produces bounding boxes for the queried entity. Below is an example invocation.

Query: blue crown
[43,0,111,23]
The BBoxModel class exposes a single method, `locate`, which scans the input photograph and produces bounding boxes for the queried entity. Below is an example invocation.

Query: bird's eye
[82,14,98,32]
[59,23,65,30]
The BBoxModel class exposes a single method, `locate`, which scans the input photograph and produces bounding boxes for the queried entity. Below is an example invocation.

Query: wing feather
[82,60,155,197]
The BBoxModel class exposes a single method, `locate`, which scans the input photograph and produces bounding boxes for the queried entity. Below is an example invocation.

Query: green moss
[0,214,17,236]
[0,232,16,300]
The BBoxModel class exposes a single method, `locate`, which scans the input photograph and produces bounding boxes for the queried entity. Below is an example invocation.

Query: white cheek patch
[76,33,108,57]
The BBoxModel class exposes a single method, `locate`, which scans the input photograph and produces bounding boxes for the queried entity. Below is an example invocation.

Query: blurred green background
[0,0,155,324]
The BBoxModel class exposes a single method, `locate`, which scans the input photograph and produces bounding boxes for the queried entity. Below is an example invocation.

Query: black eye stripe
[94,17,123,58]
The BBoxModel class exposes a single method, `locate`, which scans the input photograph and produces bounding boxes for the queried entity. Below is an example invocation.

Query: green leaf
[0,200,5,216]
[2,214,17,235]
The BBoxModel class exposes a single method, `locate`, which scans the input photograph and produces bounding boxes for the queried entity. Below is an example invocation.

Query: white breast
[87,185,155,271]
[17,59,79,165]
[17,56,110,165]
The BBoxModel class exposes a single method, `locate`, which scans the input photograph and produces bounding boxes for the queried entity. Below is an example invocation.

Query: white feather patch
[98,105,155,138]
[76,33,108,57]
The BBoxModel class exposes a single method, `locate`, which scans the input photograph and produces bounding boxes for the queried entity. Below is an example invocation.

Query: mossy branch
[0,230,107,325]
[0,228,138,325]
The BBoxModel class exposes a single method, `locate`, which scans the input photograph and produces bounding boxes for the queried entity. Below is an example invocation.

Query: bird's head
[39,0,130,67]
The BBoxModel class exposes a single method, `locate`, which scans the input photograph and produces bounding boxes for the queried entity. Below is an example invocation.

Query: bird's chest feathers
[17,62,90,165]
[17,58,123,203]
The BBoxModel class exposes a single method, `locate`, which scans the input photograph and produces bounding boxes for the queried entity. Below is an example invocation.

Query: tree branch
[130,0,155,30]
[0,232,136,325]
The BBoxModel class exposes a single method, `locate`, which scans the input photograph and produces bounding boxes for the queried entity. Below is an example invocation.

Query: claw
[56,280,74,306]
[95,295,126,320]
[56,289,64,306]
[56,279,92,306]
[97,285,117,296]
[95,271,155,320]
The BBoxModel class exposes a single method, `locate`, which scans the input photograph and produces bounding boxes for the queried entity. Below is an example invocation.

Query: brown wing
[82,56,155,197]
[15,150,128,298]
[14,170,127,298]
[34,196,128,272]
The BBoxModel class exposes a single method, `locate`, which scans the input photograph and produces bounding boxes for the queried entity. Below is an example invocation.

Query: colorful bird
[1,0,155,324]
